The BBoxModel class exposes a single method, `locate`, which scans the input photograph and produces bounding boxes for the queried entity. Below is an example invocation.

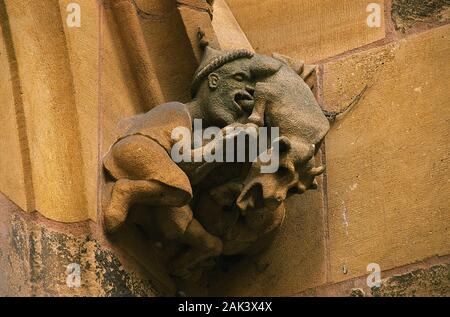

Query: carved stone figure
[102,46,330,278]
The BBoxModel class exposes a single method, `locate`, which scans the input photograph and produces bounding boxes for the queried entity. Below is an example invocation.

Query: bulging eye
[233,73,245,82]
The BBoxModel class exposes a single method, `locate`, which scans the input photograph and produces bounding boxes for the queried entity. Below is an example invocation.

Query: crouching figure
[102,46,330,279]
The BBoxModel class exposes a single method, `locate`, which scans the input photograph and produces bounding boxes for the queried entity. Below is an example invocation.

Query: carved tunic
[103,102,193,199]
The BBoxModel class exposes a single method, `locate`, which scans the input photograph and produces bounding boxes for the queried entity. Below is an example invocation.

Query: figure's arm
[179,122,259,185]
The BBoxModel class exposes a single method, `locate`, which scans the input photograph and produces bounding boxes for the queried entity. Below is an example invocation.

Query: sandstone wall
[0,0,448,296]
[207,0,450,297]
[0,0,202,296]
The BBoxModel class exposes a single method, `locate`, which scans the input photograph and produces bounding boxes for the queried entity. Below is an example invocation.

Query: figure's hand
[187,123,259,185]
[221,122,259,140]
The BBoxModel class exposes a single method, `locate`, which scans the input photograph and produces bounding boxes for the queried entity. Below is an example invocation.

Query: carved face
[197,55,284,128]
[199,58,257,127]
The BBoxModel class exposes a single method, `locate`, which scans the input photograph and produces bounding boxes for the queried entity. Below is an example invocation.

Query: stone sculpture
[102,46,330,278]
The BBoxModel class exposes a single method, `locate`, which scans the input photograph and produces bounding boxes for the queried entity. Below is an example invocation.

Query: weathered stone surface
[225,0,386,63]
[350,288,366,297]
[298,258,450,296]
[323,25,450,283]
[392,0,450,32]
[176,1,219,63]
[0,193,161,296]
[212,0,253,51]
[110,0,165,110]
[323,42,398,114]
[371,264,450,296]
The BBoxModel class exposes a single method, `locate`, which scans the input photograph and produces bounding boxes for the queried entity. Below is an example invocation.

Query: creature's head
[192,47,281,127]
[233,54,330,212]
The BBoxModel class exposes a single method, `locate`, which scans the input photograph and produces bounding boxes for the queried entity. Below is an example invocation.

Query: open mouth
[234,90,254,112]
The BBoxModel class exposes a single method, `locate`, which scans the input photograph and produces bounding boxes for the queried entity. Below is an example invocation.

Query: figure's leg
[105,178,190,233]
[103,134,192,233]
[153,205,223,278]
[170,218,223,278]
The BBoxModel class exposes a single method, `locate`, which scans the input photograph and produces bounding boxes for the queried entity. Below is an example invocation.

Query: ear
[272,52,304,74]
[272,52,316,89]
[208,73,219,90]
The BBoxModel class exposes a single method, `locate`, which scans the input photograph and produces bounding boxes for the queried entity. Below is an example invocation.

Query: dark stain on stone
[350,288,365,297]
[392,0,450,32]
[28,229,41,286]
[10,214,26,261]
[94,248,136,297]
[371,264,450,297]
[94,245,161,297]
[2,211,160,296]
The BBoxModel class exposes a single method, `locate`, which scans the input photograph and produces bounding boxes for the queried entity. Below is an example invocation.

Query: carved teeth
[234,91,255,112]
[235,91,254,102]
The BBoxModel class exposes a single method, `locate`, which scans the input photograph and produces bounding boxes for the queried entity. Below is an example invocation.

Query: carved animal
[237,55,330,211]
[192,53,330,257]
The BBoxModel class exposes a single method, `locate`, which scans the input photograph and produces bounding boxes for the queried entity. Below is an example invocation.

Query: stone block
[323,25,450,283]
[392,0,450,32]
[226,0,386,62]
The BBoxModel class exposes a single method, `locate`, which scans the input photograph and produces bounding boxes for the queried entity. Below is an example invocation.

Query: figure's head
[192,47,281,127]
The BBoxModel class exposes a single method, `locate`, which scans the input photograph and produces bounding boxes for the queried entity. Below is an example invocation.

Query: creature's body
[193,61,330,257]
[237,61,330,211]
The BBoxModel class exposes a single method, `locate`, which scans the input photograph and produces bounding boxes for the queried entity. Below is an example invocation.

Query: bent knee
[104,135,192,201]
[109,135,160,179]
[154,206,193,239]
